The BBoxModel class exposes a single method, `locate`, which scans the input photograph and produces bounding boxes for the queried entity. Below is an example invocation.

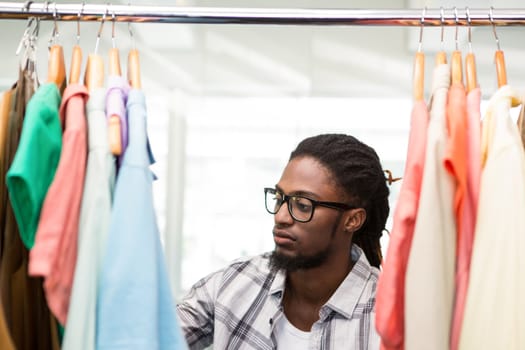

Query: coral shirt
[443,82,468,350]
[28,84,89,325]
[376,99,429,350]
[450,87,481,350]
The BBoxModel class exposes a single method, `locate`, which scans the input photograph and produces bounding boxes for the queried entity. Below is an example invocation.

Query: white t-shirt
[274,315,310,349]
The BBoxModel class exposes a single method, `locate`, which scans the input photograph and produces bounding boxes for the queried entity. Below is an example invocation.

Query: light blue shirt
[63,88,115,350]
[96,89,187,350]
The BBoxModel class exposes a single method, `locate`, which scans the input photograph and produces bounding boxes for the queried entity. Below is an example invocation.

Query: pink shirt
[450,87,481,350]
[376,100,429,350]
[28,84,89,325]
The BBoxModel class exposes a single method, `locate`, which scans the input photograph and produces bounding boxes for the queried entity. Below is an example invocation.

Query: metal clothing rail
[0,2,525,26]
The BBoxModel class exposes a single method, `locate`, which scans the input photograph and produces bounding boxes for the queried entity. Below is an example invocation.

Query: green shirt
[6,83,62,249]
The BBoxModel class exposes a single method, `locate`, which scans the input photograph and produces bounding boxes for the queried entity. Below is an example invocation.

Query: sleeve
[176,270,223,350]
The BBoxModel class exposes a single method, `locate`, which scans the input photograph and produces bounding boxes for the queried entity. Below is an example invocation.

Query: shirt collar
[59,83,88,125]
[269,265,286,302]
[324,244,373,319]
[267,244,374,320]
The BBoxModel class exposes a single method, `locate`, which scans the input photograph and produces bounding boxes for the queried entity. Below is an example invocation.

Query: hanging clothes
[0,90,15,350]
[28,84,89,325]
[444,80,468,350]
[517,103,525,149]
[0,65,60,350]
[375,98,429,350]
[0,89,13,250]
[96,89,187,350]
[444,81,468,251]
[6,82,62,249]
[450,85,481,350]
[0,301,14,350]
[106,75,129,168]
[404,63,455,350]
[62,87,115,350]
[459,86,525,350]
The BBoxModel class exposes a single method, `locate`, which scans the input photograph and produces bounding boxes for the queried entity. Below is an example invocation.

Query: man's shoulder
[202,253,276,304]
[219,252,273,281]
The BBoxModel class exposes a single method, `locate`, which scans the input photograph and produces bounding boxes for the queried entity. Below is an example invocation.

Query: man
[177,134,389,349]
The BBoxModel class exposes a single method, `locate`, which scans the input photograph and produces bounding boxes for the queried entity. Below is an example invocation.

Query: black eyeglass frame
[264,187,357,223]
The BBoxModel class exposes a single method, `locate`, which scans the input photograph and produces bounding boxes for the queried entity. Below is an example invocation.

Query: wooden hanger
[108,13,123,156]
[451,51,463,85]
[490,7,507,88]
[84,54,104,91]
[465,53,477,93]
[494,50,507,88]
[128,49,141,89]
[450,8,463,85]
[84,11,106,91]
[414,52,425,101]
[47,45,66,92]
[126,21,141,89]
[413,8,426,102]
[109,48,122,76]
[69,46,82,85]
[435,7,447,66]
[47,7,66,92]
[69,6,83,85]
[109,13,122,77]
[465,8,478,93]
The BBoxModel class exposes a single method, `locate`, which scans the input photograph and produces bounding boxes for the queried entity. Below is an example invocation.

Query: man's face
[269,156,349,272]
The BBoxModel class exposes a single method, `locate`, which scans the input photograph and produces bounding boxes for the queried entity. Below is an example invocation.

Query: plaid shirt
[177,245,380,350]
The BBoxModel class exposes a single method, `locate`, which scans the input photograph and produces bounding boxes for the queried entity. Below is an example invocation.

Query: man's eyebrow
[275,185,318,199]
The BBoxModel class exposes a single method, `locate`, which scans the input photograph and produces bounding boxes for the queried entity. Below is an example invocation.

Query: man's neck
[285,254,353,305]
[281,254,354,331]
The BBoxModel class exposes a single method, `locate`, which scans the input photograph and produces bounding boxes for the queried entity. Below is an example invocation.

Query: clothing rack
[1,2,525,26]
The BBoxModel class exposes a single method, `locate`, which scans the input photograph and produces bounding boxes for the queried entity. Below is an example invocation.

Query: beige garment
[517,102,525,149]
[405,64,456,350]
[459,86,525,350]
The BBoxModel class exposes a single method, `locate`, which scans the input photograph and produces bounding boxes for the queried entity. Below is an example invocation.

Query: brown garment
[0,90,15,350]
[0,63,60,350]
[0,301,15,350]
[0,90,12,255]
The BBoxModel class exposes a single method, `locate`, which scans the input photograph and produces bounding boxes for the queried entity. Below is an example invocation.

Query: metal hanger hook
[489,7,501,51]
[95,5,108,54]
[112,6,116,48]
[128,2,135,50]
[440,6,445,51]
[52,2,59,43]
[16,2,36,55]
[466,7,472,52]
[417,6,426,52]
[454,6,459,51]
[77,1,84,44]
[23,0,33,12]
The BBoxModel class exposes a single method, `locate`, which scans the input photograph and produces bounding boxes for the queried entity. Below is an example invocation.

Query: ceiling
[1,0,525,98]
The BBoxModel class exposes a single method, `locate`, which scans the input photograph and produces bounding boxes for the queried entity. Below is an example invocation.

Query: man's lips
[273,230,296,245]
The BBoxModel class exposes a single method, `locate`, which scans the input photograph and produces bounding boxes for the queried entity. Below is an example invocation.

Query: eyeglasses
[264,187,356,223]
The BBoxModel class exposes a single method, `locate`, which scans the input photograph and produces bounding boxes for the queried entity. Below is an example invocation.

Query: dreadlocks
[289,133,389,268]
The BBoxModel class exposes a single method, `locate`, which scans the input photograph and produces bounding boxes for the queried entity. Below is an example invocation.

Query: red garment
[376,100,429,350]
[449,87,481,350]
[28,84,89,325]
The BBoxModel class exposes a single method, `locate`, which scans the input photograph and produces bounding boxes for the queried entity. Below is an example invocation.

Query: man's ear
[344,208,366,234]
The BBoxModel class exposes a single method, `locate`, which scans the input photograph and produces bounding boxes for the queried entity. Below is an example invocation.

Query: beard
[268,212,342,272]
[268,247,330,272]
